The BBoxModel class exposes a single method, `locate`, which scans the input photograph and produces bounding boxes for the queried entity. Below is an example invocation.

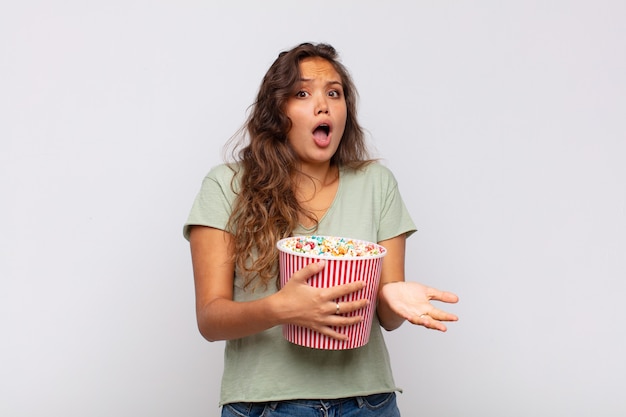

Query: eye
[328,89,342,98]
[295,90,309,98]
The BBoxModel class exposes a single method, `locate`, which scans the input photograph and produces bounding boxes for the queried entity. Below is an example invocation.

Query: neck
[296,162,337,188]
[293,163,340,222]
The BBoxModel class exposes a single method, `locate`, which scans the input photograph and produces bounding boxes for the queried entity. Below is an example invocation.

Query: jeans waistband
[255,394,381,411]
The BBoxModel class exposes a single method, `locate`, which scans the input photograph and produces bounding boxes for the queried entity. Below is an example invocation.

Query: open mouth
[312,122,332,147]
[313,123,330,137]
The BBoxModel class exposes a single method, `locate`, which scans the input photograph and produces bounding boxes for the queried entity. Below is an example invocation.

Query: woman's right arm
[189,225,367,342]
[190,225,279,341]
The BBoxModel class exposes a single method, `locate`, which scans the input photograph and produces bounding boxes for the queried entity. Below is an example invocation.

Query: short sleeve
[377,165,417,242]
[182,164,239,241]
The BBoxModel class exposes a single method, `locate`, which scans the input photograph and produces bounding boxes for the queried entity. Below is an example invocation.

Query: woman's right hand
[270,261,369,341]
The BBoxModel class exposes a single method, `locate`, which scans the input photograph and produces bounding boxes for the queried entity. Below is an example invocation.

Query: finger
[423,307,459,322]
[329,314,365,327]
[314,326,350,341]
[409,314,449,332]
[332,299,369,316]
[427,289,459,304]
[424,317,448,332]
[313,316,365,340]
[324,280,366,300]
[288,260,326,283]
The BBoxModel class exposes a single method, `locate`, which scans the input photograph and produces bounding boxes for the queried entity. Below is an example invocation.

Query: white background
[2,1,625,416]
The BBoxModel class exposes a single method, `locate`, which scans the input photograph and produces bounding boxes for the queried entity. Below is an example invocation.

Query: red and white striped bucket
[277,236,386,350]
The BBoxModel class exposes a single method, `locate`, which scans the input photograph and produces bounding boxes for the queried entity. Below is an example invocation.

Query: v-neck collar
[297,167,343,233]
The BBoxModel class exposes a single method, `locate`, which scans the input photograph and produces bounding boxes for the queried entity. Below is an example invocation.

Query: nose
[315,95,329,114]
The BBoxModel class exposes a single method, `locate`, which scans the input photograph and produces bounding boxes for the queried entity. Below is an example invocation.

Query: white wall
[2,1,625,416]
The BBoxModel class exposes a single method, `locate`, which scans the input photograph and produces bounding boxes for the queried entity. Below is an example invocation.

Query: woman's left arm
[377,234,459,331]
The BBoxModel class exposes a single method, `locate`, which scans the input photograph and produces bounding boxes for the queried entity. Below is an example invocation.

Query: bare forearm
[377,286,405,331]
[190,226,282,341]
[377,235,409,331]
[196,295,281,342]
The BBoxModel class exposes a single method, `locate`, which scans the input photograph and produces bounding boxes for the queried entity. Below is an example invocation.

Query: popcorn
[279,235,384,258]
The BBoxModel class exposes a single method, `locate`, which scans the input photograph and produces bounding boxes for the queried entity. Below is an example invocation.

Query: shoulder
[203,163,242,189]
[191,163,242,204]
[341,161,398,185]
[205,162,241,181]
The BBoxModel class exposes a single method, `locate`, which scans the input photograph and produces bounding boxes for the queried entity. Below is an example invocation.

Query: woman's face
[284,57,347,169]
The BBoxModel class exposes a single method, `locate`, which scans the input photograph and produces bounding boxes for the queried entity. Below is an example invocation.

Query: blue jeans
[221,392,400,417]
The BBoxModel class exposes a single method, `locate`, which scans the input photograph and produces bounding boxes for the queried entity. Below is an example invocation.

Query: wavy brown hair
[226,42,372,288]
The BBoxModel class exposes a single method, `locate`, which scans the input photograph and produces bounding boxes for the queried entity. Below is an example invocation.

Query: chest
[298,181,339,228]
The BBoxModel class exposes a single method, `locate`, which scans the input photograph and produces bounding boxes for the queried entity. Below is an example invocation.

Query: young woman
[184,42,458,416]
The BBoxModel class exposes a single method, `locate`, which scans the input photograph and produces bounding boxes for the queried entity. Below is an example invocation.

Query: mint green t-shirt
[184,162,417,406]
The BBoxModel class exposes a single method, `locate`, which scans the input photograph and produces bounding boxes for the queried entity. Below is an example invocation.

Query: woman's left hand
[379,281,459,332]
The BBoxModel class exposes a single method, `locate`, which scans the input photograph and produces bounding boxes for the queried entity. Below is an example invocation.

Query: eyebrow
[299,78,343,87]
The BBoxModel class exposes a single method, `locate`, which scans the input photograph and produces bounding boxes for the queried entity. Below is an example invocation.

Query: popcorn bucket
[277,236,387,350]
